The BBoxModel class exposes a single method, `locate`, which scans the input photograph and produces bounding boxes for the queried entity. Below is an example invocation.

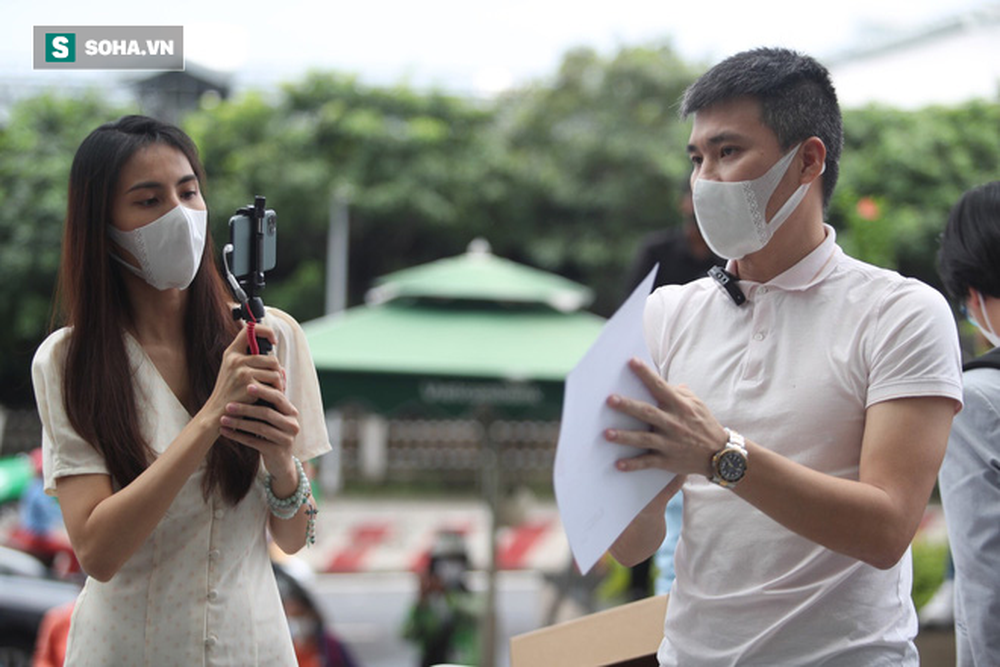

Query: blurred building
[828,3,1000,109]
[128,61,232,124]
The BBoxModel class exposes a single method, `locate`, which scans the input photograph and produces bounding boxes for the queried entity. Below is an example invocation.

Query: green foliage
[3,46,1000,407]
[831,101,1000,289]
[185,72,500,320]
[912,539,950,611]
[594,554,633,605]
[185,46,701,321]
[491,44,701,313]
[0,93,134,406]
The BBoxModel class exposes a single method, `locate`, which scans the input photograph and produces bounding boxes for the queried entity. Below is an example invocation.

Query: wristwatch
[710,428,748,488]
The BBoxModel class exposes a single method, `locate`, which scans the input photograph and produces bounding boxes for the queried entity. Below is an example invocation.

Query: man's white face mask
[108,205,207,291]
[692,144,823,260]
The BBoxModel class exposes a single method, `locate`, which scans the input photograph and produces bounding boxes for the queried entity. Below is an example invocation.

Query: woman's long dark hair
[57,114,259,504]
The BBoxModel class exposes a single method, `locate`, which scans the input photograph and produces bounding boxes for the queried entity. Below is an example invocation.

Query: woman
[31,115,331,665]
[936,180,1000,666]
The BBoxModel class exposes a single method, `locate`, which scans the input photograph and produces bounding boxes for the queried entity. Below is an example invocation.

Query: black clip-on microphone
[709,266,747,306]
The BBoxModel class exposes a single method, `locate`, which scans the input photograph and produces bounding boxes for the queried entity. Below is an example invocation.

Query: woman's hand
[213,324,311,554]
[219,380,301,474]
[210,324,301,486]
[204,325,285,422]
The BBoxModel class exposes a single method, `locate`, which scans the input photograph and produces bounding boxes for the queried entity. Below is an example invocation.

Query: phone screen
[228,210,277,278]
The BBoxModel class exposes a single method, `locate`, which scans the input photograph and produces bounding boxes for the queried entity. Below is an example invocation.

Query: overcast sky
[1,0,985,95]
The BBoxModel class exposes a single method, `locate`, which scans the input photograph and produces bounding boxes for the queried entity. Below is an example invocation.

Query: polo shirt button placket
[741,285,771,383]
[753,287,770,343]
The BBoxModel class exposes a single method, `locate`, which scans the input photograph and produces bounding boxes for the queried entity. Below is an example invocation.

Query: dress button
[759,287,769,295]
[754,332,765,341]
[214,509,225,519]
[205,636,217,648]
[207,589,219,601]
[208,549,221,561]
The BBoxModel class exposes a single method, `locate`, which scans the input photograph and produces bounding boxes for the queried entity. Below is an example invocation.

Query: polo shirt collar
[726,224,840,293]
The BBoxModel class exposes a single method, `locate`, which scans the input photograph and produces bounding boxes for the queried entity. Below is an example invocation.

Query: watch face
[718,450,747,482]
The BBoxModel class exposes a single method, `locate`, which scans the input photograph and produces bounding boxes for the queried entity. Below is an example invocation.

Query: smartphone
[228,208,277,279]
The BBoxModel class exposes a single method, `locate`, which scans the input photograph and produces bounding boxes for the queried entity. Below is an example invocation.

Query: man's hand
[604,357,727,479]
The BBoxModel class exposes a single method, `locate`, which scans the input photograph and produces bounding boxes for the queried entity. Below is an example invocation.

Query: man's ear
[800,136,826,184]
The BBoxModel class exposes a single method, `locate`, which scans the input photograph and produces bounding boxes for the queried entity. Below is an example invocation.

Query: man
[936,181,1000,666]
[624,181,723,294]
[606,47,963,665]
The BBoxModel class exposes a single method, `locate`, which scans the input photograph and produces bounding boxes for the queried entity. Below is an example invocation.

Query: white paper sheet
[553,265,674,574]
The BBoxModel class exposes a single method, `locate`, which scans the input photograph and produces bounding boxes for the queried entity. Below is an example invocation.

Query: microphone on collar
[709,266,747,306]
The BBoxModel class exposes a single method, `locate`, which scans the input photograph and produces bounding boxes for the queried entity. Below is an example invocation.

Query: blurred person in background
[32,600,75,667]
[623,181,723,600]
[8,449,77,577]
[403,531,481,667]
[273,562,359,667]
[936,180,1000,666]
[624,181,724,294]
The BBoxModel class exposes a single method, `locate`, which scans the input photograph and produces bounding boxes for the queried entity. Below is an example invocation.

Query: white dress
[32,307,332,667]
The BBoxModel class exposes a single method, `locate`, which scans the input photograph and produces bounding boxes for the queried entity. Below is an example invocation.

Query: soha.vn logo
[45,33,75,62]
[45,32,175,61]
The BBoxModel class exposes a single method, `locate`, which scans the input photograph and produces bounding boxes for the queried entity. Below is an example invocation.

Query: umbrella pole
[479,412,499,667]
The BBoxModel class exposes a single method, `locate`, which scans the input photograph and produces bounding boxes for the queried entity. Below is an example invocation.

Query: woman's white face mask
[692,144,824,260]
[108,205,207,291]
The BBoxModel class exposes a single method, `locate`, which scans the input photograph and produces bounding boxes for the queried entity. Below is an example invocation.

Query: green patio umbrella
[302,239,605,419]
[302,240,605,667]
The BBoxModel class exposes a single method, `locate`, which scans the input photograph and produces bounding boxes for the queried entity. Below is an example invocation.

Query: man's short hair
[938,181,1000,303]
[680,47,843,208]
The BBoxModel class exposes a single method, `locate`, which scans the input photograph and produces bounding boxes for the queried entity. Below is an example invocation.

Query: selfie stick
[223,195,272,355]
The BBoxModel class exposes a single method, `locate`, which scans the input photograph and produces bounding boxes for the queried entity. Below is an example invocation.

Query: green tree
[3,52,999,408]
[184,73,502,321]
[491,44,702,314]
[184,44,703,321]
[0,93,133,406]
[831,100,1000,289]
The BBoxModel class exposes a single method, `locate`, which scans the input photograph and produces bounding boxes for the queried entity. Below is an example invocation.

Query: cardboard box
[509,594,668,667]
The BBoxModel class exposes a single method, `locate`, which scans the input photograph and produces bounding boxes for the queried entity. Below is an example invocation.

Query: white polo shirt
[644,225,962,666]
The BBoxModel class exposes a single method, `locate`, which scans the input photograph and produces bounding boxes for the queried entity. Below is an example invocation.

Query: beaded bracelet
[304,503,318,547]
[264,456,311,520]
